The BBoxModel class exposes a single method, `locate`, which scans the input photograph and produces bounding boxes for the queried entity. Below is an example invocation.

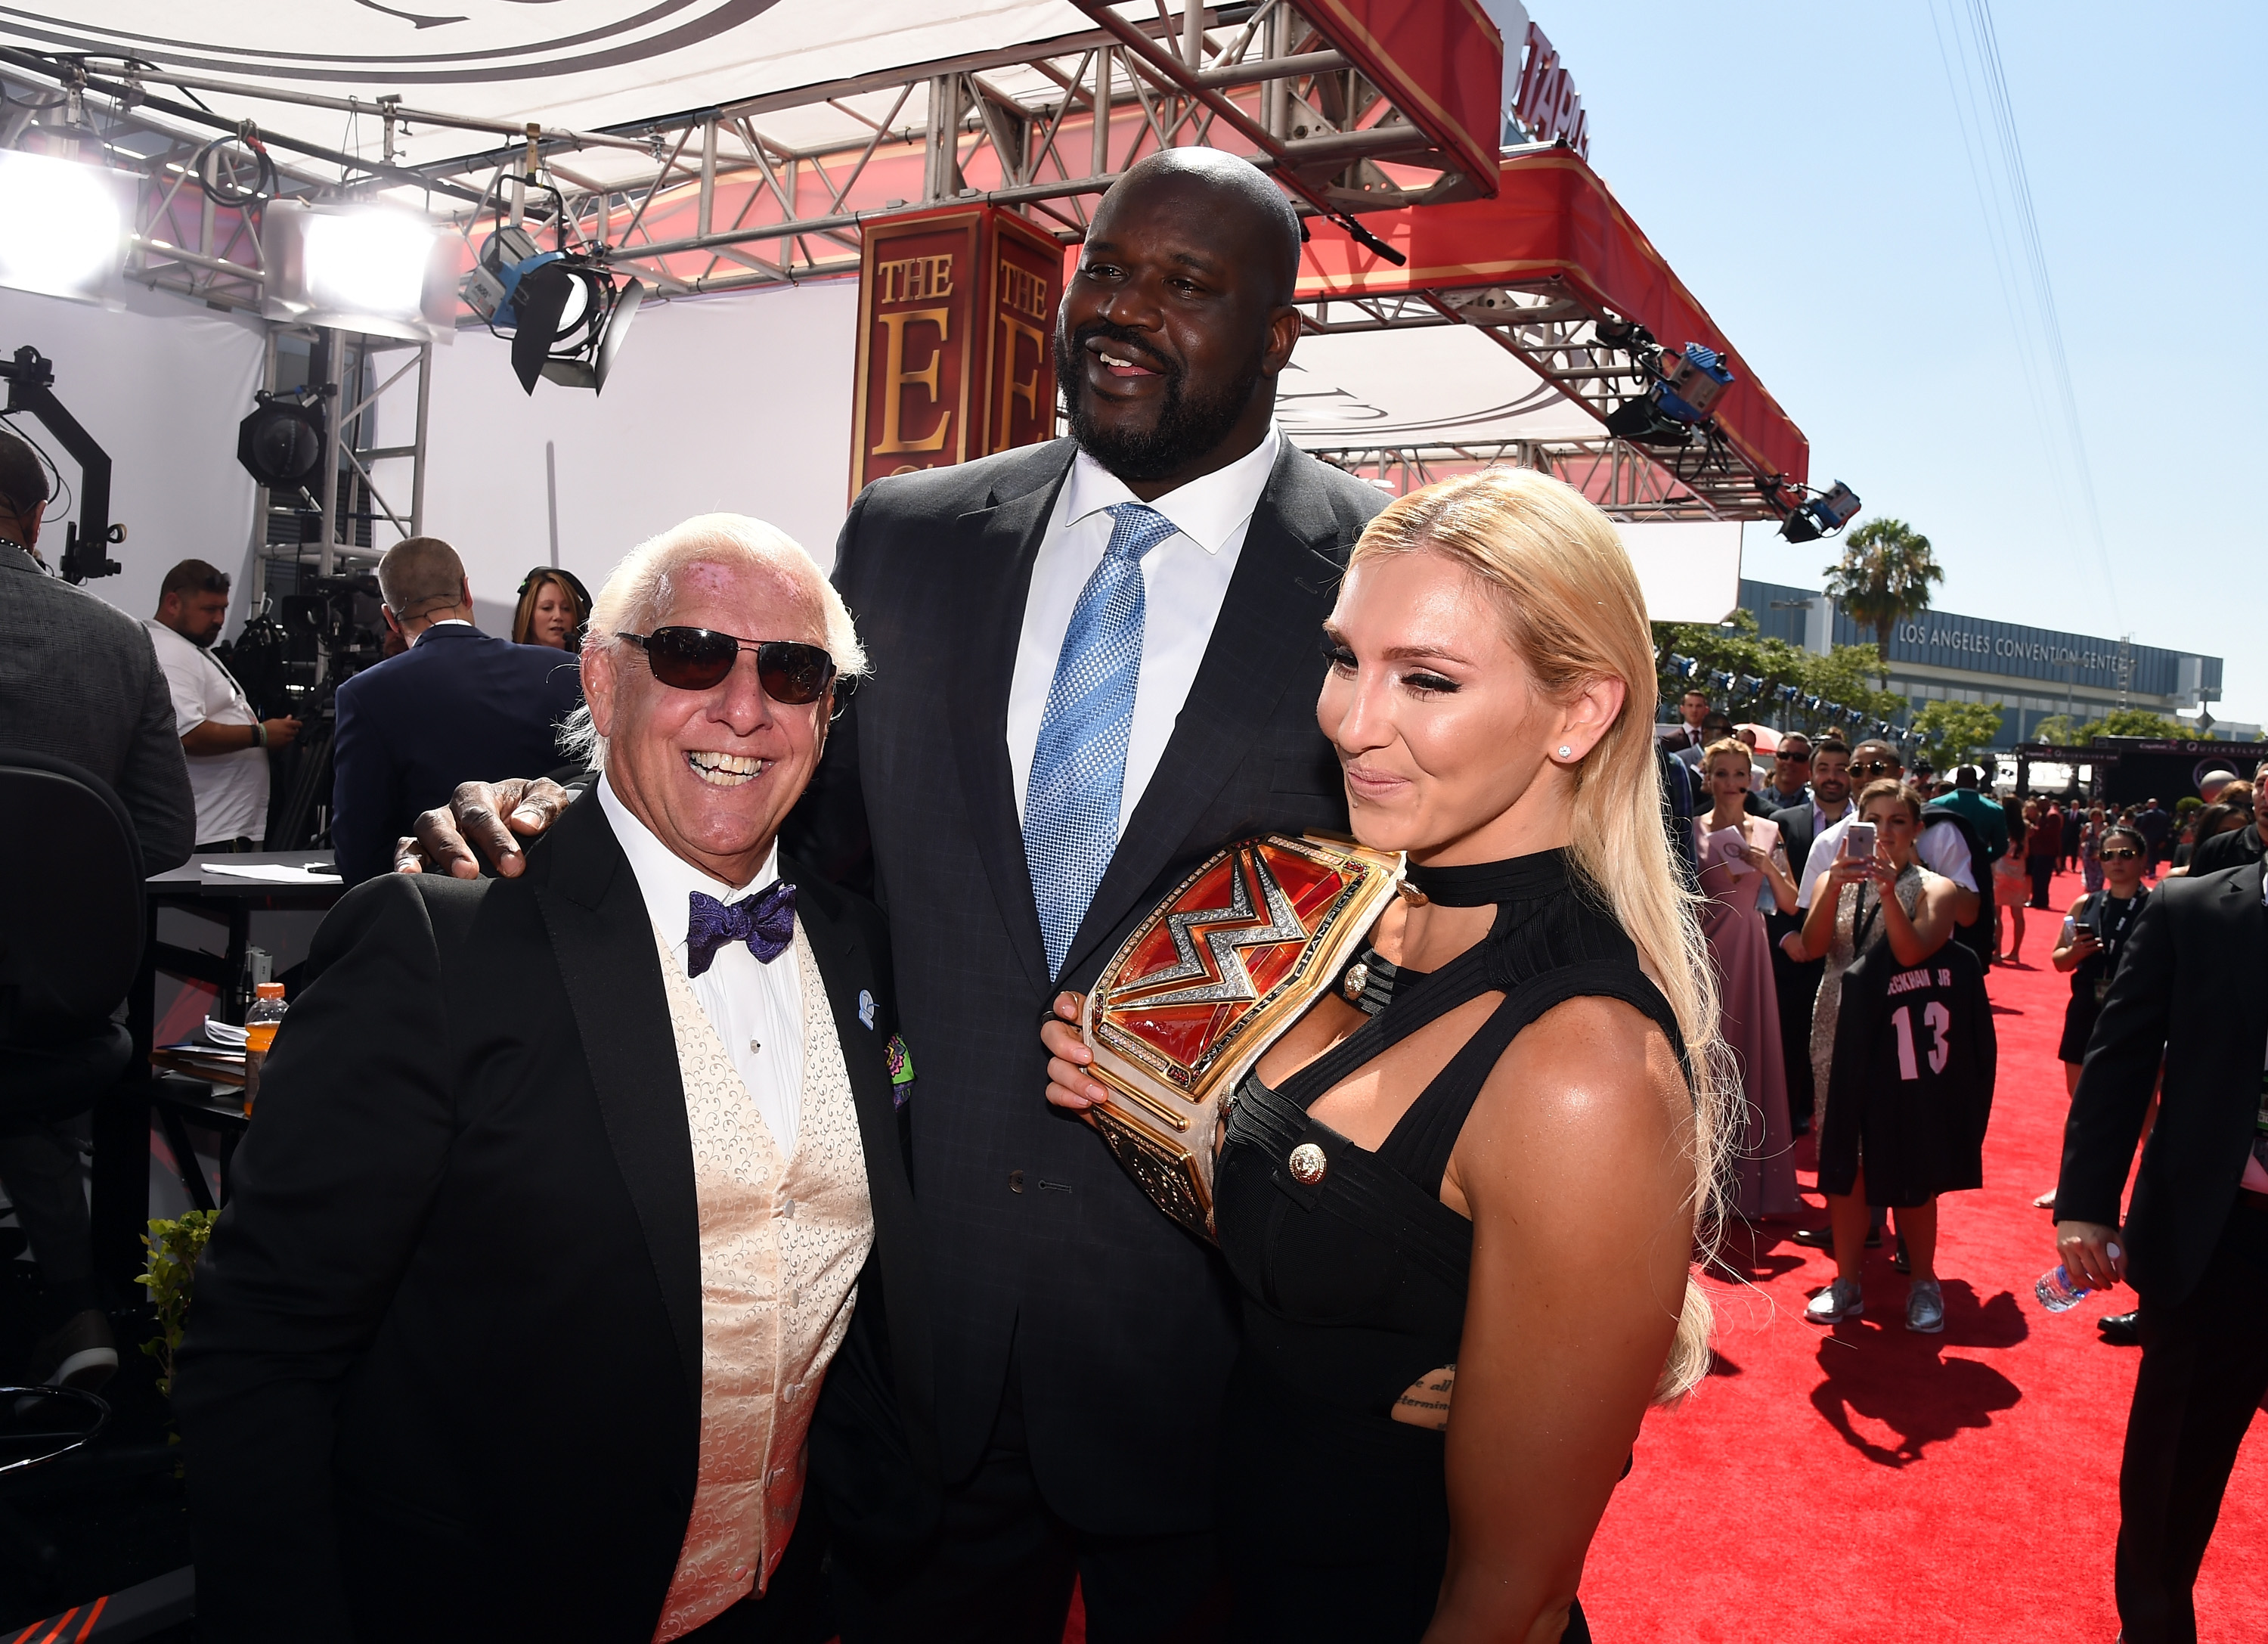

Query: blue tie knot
[1101,503,1179,565]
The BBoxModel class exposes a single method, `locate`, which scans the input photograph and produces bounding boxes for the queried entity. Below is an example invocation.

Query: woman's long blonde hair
[1347,465,1730,1404]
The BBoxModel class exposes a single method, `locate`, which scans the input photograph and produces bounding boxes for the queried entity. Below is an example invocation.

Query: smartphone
[1842,821,1876,861]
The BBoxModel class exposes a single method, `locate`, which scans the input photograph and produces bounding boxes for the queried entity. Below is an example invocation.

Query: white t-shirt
[145,618,268,845]
[1796,810,1978,910]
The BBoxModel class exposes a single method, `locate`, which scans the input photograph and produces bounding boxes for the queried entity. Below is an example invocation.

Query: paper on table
[198,861,341,885]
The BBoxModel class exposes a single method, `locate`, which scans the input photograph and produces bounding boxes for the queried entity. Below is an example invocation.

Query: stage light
[463,224,643,395]
[1804,696,1823,715]
[0,150,133,302]
[262,200,452,342]
[236,390,327,501]
[1739,675,1764,701]
[1710,670,1737,694]
[1779,479,1864,544]
[1778,684,1801,706]
[1667,653,1699,681]
[1657,343,1733,423]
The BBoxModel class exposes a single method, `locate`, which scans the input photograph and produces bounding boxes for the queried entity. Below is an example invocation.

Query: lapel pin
[858,989,877,1028]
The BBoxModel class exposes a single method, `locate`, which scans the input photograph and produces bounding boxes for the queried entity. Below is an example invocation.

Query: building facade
[1737,579,2244,747]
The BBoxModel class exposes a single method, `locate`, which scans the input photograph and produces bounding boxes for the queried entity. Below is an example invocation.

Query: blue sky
[1538,2,2266,723]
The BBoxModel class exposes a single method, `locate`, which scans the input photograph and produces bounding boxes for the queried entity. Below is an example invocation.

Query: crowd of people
[0,143,2260,1644]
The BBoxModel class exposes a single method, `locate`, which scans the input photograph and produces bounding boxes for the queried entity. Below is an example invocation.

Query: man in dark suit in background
[2053,855,2268,1644]
[2190,761,2266,877]
[408,148,1387,1642]
[0,428,194,1393]
[330,535,583,882]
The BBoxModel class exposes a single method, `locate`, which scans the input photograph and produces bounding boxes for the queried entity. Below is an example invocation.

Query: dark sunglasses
[2100,847,2142,861]
[1775,748,1811,762]
[1851,759,1897,776]
[623,628,837,703]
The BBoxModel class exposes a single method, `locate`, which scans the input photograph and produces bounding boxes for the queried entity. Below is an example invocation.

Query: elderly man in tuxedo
[174,516,931,1643]
[406,148,1389,1641]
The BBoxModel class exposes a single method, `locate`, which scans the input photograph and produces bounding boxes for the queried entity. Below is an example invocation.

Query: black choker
[1403,848,1573,907]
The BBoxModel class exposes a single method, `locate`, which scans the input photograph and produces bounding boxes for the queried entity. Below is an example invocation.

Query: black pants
[1765,910,1821,1124]
[834,1345,1228,1644]
[2028,855,2056,909]
[2116,1203,2268,1644]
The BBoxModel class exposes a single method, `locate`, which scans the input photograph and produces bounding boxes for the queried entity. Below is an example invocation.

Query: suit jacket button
[1009,1170,1025,1193]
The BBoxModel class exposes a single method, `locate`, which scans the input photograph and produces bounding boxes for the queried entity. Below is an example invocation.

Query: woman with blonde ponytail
[1044,465,1727,1643]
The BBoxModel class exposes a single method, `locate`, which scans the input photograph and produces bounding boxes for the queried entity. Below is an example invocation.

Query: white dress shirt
[599,777,806,1155]
[144,617,268,844]
[1005,426,1281,831]
[1796,809,1978,910]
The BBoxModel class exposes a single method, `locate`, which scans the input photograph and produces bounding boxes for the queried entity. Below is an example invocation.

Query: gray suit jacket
[0,543,194,870]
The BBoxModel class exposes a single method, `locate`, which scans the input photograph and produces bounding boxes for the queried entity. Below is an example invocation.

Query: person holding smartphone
[1783,780,1961,1329]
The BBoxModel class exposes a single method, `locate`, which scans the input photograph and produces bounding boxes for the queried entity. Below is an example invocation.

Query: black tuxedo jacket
[330,624,584,886]
[785,436,1387,1531]
[173,796,931,1642]
[2058,860,2268,1306]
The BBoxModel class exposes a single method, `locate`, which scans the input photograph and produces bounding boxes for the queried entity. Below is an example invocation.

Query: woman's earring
[1557,745,1573,758]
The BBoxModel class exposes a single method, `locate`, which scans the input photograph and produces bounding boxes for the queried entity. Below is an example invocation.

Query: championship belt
[1078,833,1404,1239]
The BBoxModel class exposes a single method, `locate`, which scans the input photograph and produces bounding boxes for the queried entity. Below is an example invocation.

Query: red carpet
[1580,864,2268,1641]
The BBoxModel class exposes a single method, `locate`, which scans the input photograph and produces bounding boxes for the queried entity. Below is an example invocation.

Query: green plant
[139,1210,217,1405]
[2090,709,2192,740]
[2175,796,2203,820]
[1913,699,2007,768]
[1824,519,1944,686]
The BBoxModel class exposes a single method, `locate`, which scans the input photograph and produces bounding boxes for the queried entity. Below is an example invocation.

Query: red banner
[1299,0,1506,194]
[1294,150,1809,488]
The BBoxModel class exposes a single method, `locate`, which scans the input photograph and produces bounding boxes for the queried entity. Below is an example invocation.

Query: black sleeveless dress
[1213,848,1685,1642]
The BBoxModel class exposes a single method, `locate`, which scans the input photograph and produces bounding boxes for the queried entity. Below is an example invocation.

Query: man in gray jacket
[0,427,194,1391]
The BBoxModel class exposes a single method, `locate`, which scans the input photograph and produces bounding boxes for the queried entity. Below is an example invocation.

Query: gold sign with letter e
[848,204,1063,498]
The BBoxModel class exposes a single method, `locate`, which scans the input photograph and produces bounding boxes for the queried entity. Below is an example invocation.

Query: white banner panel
[1615,520,1743,626]
[420,277,860,625]
[0,281,265,628]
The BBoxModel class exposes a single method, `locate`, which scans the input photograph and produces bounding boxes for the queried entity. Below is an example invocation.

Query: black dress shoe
[1792,1225,1881,1250]
[2097,1311,2141,1345]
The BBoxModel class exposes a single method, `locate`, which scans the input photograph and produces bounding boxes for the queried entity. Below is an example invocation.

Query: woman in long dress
[1043,468,1731,1643]
[1694,737,1802,1221]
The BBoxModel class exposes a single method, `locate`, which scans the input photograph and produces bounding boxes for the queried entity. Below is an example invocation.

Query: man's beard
[1055,319,1263,484]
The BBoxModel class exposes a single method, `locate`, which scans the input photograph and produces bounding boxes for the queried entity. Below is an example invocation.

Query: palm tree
[1824,519,1943,687]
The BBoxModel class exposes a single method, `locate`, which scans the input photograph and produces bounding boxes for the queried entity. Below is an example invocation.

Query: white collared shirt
[1005,426,1281,830]
[598,777,806,1155]
[144,617,268,844]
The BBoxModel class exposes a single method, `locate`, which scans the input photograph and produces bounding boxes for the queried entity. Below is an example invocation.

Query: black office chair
[0,751,146,1118]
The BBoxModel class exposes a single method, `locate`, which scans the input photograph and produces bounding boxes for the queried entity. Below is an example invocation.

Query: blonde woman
[510,566,589,651]
[1043,468,1729,1644]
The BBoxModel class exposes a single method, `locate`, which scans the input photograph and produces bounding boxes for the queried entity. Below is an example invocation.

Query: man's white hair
[559,513,867,772]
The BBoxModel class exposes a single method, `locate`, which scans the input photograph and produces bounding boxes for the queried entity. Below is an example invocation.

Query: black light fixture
[235,389,327,501]
[1779,479,1863,544]
[460,180,646,396]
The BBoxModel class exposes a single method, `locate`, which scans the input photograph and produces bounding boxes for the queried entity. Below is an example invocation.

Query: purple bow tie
[685,881,797,977]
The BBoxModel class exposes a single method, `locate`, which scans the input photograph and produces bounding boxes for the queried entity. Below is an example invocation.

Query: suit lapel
[948,446,1076,996]
[1061,442,1346,982]
[784,865,900,1182]
[531,798,704,1415]
[2218,862,2268,1011]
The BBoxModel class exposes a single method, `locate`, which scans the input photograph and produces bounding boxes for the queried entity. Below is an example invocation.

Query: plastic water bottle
[2036,1244,2118,1314]
[242,982,287,1113]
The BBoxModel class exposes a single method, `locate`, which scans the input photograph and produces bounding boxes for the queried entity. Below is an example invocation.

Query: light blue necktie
[1024,503,1180,979]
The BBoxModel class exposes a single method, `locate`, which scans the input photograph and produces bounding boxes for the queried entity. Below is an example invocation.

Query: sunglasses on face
[1852,760,1896,776]
[2100,847,2141,861]
[1775,749,1811,762]
[622,628,836,703]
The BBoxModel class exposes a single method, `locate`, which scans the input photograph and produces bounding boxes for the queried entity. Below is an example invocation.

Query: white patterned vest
[650,921,874,1642]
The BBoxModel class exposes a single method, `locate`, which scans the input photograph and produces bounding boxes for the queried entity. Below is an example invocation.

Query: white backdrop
[421,276,860,629]
[0,281,265,627]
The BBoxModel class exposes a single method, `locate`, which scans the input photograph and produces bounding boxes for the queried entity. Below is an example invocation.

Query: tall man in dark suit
[407,149,1389,1642]
[2053,856,2268,1644]
[2189,760,2266,877]
[329,535,583,882]
[175,516,931,1642]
